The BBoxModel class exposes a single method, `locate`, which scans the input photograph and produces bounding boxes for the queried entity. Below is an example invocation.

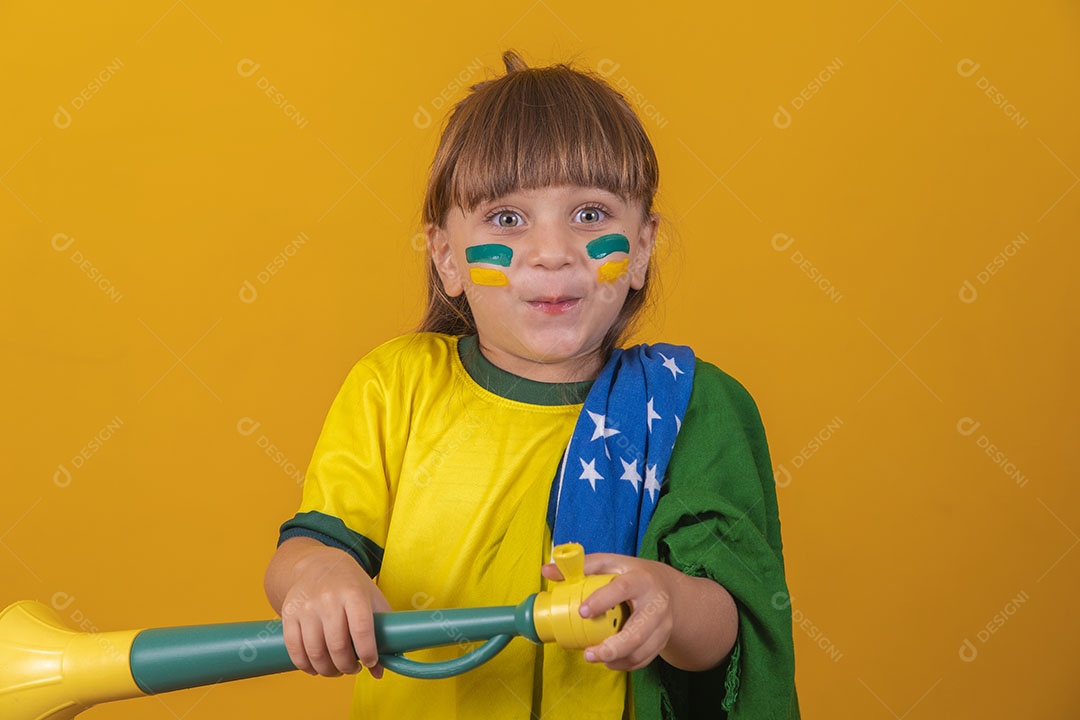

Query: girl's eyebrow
[479,188,627,209]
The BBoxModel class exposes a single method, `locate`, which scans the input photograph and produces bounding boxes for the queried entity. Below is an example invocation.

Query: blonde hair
[418,49,662,360]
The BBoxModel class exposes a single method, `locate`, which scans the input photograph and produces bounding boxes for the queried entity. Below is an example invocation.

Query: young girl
[264,50,799,719]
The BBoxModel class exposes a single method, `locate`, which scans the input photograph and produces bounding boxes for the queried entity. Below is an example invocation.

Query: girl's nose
[526,225,576,270]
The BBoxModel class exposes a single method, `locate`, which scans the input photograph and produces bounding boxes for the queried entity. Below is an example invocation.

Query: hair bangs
[426,64,658,227]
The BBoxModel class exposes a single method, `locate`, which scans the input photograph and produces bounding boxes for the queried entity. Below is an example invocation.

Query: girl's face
[427,184,657,384]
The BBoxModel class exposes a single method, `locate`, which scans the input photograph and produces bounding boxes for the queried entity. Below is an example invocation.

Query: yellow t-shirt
[282,332,626,719]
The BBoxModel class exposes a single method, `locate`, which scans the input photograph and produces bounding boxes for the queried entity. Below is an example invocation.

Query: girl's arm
[265,536,391,678]
[542,553,738,672]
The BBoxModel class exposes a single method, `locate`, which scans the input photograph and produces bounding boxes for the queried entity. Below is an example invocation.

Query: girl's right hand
[276,540,391,678]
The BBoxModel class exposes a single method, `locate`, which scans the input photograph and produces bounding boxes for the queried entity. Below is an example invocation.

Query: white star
[579,458,604,491]
[644,463,661,502]
[659,353,684,380]
[646,398,662,432]
[588,410,621,441]
[620,458,642,493]
[675,415,682,432]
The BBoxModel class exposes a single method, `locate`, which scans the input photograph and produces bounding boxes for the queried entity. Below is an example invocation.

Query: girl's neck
[474,337,603,384]
[456,334,594,406]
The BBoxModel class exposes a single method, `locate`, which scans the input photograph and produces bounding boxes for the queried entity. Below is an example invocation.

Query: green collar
[456,334,594,406]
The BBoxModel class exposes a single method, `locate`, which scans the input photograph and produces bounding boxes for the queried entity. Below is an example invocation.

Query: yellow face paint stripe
[470,267,510,286]
[597,258,629,284]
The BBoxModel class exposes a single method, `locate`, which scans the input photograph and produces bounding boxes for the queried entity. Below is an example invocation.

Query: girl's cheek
[597,259,629,284]
[470,268,510,286]
[586,234,631,284]
[465,243,513,287]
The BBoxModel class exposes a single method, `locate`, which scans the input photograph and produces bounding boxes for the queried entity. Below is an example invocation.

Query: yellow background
[2,1,1076,717]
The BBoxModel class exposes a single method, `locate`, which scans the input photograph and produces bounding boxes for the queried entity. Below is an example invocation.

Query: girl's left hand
[540,553,684,672]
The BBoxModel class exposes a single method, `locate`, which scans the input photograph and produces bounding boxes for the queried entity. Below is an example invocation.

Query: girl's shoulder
[346,331,459,380]
[692,357,756,400]
[687,356,767,425]
[360,331,456,360]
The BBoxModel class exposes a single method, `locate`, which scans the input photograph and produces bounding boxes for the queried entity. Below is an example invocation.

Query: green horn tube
[130,596,540,693]
[0,542,628,719]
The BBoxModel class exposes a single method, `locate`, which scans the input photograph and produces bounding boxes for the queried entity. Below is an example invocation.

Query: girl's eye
[486,209,522,228]
[576,206,609,224]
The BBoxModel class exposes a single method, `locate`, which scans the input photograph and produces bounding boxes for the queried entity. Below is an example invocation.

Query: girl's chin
[512,336,604,372]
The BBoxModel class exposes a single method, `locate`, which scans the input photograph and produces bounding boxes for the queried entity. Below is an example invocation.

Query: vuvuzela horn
[0,543,626,720]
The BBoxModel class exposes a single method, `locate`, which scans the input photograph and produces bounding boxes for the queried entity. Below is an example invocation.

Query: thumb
[540,563,563,581]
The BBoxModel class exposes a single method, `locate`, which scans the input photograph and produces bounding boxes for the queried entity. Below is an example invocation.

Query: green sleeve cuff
[278,510,385,577]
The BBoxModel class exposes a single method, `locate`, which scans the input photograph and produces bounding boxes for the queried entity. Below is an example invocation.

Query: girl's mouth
[528,298,581,314]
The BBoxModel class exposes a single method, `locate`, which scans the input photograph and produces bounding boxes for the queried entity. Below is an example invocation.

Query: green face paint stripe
[465,244,513,267]
[586,234,630,260]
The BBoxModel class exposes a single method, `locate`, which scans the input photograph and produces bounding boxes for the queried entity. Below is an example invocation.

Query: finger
[345,600,379,670]
[580,552,632,576]
[587,625,666,671]
[282,617,315,675]
[323,605,362,675]
[585,632,636,667]
[299,616,341,677]
[612,627,669,671]
[580,573,639,618]
[584,594,668,665]
[363,586,391,679]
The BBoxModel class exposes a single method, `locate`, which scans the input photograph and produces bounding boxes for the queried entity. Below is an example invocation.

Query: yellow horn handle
[0,600,145,720]
[532,543,629,648]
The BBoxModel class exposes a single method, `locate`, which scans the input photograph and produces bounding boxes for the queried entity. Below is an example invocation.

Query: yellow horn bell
[0,600,145,720]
